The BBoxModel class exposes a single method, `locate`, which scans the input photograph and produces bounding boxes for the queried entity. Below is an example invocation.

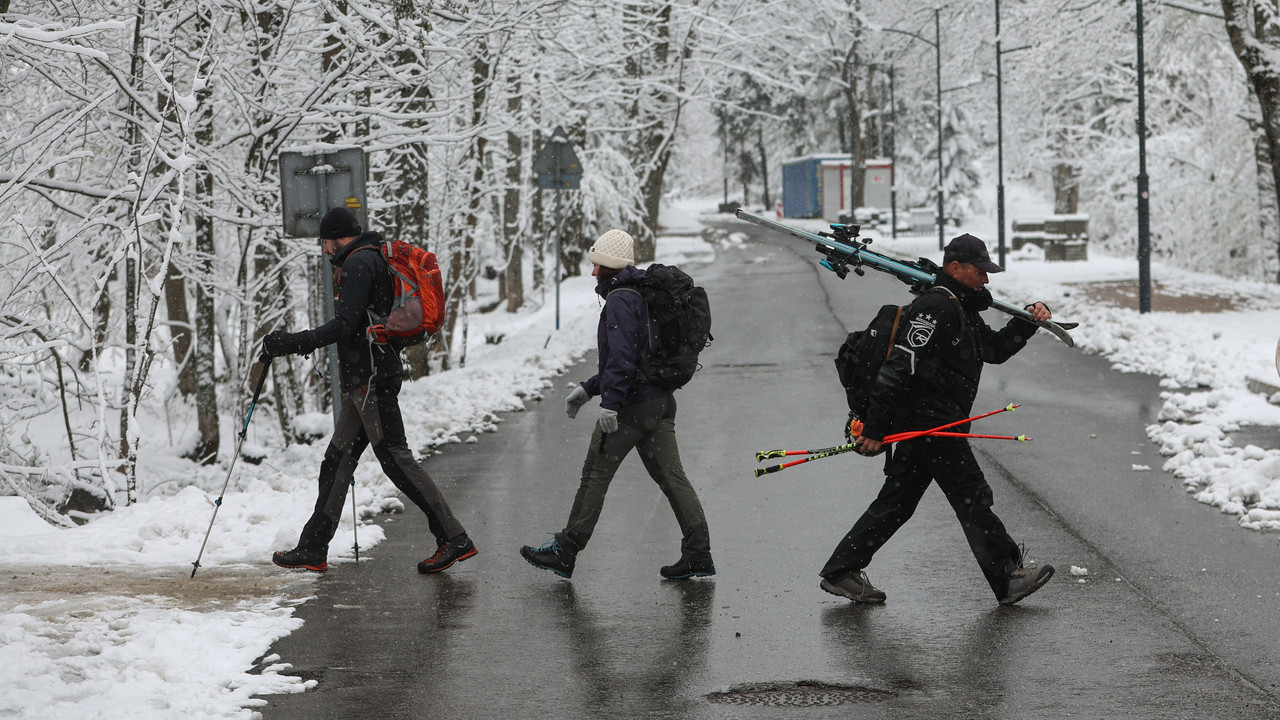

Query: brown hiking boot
[417,534,478,573]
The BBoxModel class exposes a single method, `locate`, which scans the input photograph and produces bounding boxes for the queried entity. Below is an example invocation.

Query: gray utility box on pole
[279,146,369,427]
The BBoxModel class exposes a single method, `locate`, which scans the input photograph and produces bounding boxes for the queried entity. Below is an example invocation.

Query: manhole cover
[706,680,894,707]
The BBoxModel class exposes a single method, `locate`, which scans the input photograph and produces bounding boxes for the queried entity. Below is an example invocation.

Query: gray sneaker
[999,564,1055,605]
[820,571,887,603]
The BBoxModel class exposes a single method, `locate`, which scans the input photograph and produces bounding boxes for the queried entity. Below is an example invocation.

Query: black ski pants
[820,435,1022,598]
[560,394,712,565]
[296,376,465,556]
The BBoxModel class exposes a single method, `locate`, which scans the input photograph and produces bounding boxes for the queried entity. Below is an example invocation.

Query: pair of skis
[754,404,1026,477]
[734,210,1079,347]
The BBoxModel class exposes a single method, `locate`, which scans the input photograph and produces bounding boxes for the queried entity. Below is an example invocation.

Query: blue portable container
[781,155,851,219]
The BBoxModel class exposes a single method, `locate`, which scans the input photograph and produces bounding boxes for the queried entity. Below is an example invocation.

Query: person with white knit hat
[586,228,634,269]
[520,228,714,581]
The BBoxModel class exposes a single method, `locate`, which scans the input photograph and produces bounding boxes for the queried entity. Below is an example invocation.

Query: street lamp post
[996,0,1006,267]
[1136,0,1151,313]
[994,2,1032,267]
[933,8,944,251]
[883,9,945,251]
[890,66,898,238]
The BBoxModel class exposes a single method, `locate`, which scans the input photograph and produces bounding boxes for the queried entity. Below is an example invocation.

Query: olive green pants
[561,394,711,564]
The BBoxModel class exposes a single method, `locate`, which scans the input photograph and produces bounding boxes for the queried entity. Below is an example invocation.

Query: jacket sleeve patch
[906,312,938,348]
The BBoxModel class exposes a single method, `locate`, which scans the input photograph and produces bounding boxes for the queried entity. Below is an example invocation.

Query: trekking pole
[191,353,272,578]
[350,478,360,561]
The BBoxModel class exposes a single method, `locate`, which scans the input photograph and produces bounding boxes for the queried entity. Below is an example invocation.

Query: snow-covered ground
[3,196,1279,719]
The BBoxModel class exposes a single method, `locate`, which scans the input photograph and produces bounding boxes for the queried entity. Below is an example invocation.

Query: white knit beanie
[588,229,635,270]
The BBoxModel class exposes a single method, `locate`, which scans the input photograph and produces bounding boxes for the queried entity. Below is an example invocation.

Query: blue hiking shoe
[520,533,576,578]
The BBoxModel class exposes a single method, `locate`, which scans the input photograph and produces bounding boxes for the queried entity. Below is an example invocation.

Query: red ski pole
[881,403,1019,445]
[753,431,1029,477]
[892,431,1030,442]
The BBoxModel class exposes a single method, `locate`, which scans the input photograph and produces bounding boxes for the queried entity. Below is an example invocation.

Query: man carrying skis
[821,233,1054,605]
[519,229,714,580]
[262,206,477,574]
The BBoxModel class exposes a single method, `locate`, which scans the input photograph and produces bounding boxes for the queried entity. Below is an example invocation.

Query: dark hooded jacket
[861,272,1039,442]
[581,265,668,411]
[302,231,400,391]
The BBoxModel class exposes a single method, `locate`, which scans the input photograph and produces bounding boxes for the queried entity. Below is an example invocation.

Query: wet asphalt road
[259,221,1280,719]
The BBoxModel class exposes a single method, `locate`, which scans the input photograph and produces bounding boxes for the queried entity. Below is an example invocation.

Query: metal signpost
[533,126,582,330]
[279,146,368,426]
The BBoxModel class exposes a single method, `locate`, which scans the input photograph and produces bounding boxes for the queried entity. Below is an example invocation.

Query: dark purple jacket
[581,266,668,411]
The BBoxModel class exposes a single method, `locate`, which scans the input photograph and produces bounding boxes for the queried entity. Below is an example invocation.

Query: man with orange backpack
[262,206,476,574]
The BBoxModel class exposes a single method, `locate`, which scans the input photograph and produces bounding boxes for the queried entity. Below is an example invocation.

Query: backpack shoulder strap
[884,306,905,360]
[605,286,644,302]
[923,284,967,338]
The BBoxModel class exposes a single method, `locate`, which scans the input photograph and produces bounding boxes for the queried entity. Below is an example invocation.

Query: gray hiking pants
[296,376,465,555]
[561,393,712,564]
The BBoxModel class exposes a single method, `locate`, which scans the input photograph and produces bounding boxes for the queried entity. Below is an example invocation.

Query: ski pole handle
[756,442,858,462]
[753,445,860,476]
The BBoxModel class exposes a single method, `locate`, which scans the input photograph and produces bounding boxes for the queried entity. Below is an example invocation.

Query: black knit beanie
[319,207,361,240]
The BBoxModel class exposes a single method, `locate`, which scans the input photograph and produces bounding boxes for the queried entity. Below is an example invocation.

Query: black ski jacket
[860,272,1039,442]
[305,231,400,391]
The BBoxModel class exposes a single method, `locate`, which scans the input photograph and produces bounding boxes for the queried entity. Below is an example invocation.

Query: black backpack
[835,287,962,419]
[610,264,713,390]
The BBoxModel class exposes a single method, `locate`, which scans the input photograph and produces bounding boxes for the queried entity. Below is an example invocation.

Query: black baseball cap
[943,233,1003,273]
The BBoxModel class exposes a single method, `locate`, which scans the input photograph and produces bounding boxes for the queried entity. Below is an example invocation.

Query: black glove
[263,330,312,357]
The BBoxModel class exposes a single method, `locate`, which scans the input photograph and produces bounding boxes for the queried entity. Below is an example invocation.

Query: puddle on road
[0,564,315,613]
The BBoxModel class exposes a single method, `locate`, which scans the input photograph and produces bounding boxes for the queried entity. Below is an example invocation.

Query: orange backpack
[353,241,446,348]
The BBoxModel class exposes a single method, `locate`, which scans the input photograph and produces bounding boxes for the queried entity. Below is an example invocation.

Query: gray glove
[597,408,619,434]
[565,386,589,419]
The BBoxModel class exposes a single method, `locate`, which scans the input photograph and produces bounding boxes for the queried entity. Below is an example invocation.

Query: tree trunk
[757,126,771,209]
[164,265,197,398]
[445,43,491,369]
[560,118,587,277]
[1052,162,1079,214]
[505,72,525,313]
[81,257,113,373]
[1256,132,1279,279]
[120,0,148,504]
[627,2,681,262]
[1221,0,1280,281]
[531,129,547,291]
[189,28,220,466]
[842,40,865,210]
